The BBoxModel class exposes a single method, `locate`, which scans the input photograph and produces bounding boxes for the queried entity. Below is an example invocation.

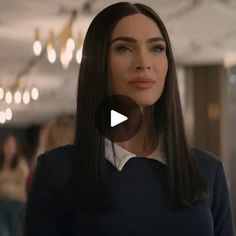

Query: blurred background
[0,0,236,231]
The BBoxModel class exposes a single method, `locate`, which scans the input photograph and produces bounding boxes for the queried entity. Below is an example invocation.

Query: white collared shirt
[105,138,166,171]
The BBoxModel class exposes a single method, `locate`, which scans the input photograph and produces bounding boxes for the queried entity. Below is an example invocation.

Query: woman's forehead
[111,14,163,40]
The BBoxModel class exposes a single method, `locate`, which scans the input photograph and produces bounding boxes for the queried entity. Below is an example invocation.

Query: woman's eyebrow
[110,36,165,44]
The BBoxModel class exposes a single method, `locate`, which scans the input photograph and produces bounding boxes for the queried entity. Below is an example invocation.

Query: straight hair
[73,2,208,209]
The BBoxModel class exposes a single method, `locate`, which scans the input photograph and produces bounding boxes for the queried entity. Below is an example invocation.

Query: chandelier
[0,11,83,125]
[33,10,83,69]
[0,80,39,124]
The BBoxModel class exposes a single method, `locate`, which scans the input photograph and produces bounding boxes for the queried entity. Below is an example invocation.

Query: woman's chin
[112,92,159,108]
[134,99,157,108]
[128,94,158,108]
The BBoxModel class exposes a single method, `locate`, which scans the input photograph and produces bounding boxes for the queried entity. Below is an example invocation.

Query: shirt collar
[104,138,166,171]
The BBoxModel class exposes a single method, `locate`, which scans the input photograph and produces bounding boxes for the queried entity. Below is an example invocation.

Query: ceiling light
[5,108,12,121]
[0,111,6,124]
[23,91,30,104]
[31,87,39,100]
[0,87,4,100]
[14,91,22,104]
[5,91,13,104]
[33,28,42,56]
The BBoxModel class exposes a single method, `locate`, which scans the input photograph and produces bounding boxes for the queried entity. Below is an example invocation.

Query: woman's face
[3,136,17,158]
[109,13,168,107]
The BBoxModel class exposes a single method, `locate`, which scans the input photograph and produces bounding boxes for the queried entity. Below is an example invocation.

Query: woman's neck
[2,161,11,170]
[2,155,14,170]
[115,106,158,156]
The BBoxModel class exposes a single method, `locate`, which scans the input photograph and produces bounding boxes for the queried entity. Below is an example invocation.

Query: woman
[26,115,75,193]
[41,115,75,152]
[24,2,235,236]
[0,134,29,236]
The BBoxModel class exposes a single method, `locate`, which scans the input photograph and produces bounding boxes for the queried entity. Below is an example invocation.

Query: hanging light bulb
[23,91,30,104]
[66,37,75,52]
[47,30,56,64]
[76,47,82,64]
[60,49,70,70]
[48,48,56,63]
[60,24,73,69]
[5,108,12,121]
[33,41,42,56]
[0,111,6,124]
[5,91,13,104]
[33,12,82,69]
[65,22,75,52]
[33,28,42,56]
[65,49,73,62]
[0,87,4,100]
[76,31,83,64]
[14,90,22,104]
[31,87,39,100]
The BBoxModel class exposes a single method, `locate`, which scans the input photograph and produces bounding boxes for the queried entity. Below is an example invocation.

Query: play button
[111,110,128,127]
[95,95,142,142]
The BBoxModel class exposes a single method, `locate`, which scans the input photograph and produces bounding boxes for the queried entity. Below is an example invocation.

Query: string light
[23,91,30,104]
[0,86,39,125]
[33,11,83,69]
[76,47,83,64]
[5,91,13,104]
[47,30,57,64]
[5,108,12,121]
[0,87,4,100]
[33,28,42,56]
[0,111,6,124]
[14,91,22,104]
[66,37,75,51]
[31,87,39,100]
[76,31,83,65]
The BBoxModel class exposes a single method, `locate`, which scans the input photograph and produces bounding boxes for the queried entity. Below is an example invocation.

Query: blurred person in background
[40,115,75,153]
[0,134,29,236]
[26,115,75,193]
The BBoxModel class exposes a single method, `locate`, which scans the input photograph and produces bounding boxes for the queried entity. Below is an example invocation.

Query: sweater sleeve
[24,153,71,236]
[211,161,235,236]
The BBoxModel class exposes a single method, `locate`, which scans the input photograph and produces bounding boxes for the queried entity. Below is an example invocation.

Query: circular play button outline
[95,95,142,142]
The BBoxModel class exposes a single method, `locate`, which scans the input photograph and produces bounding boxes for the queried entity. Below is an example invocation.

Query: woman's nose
[136,65,151,70]
[135,49,151,71]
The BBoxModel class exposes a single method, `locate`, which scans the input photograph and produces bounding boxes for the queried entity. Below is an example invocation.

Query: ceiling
[1,0,236,126]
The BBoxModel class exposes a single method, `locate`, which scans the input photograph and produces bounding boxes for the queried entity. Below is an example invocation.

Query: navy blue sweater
[24,145,235,236]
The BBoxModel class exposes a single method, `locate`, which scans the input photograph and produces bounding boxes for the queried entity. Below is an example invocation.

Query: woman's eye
[150,45,166,53]
[115,45,132,53]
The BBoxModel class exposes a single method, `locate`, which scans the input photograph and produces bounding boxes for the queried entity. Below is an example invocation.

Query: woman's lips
[129,78,156,89]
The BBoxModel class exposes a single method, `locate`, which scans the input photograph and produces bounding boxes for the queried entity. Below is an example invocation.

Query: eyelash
[115,45,132,53]
[114,44,166,54]
[150,45,166,53]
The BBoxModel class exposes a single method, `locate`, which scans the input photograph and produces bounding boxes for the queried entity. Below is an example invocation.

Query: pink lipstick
[129,78,155,89]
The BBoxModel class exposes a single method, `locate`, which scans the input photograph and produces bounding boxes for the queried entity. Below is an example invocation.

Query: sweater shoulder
[35,145,77,184]
[39,144,76,162]
[191,147,222,182]
[191,147,221,166]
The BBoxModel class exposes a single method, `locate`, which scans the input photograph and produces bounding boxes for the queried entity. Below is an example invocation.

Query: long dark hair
[0,134,20,171]
[73,2,208,208]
